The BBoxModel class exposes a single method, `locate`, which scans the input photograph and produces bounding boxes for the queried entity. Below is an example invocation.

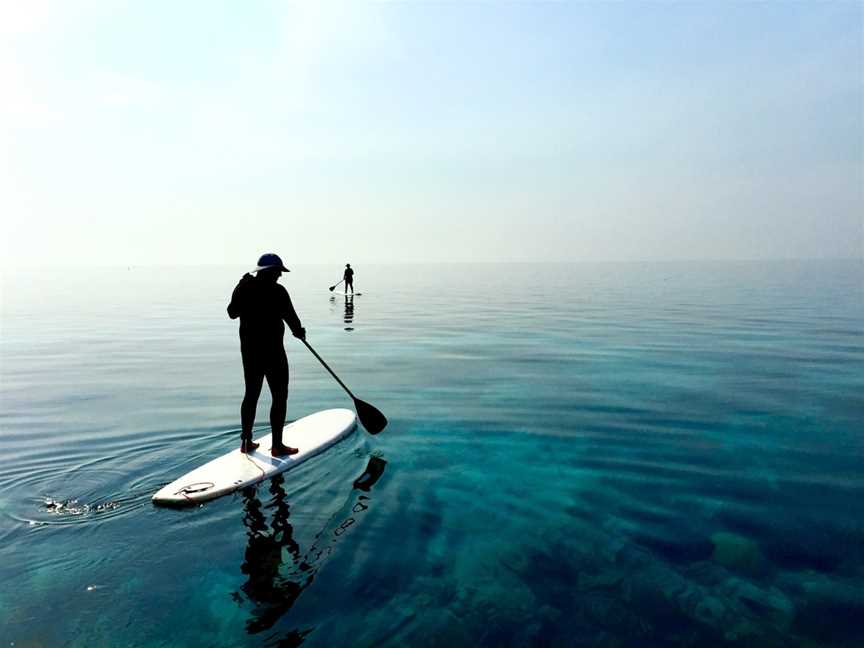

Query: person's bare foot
[271,444,299,457]
[240,440,260,454]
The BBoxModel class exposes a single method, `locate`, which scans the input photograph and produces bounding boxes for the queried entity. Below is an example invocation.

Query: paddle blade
[354,398,387,434]
[329,285,336,291]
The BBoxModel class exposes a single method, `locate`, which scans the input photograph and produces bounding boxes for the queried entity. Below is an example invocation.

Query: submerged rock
[577,571,624,591]
[718,578,794,631]
[711,532,766,575]
[778,571,864,645]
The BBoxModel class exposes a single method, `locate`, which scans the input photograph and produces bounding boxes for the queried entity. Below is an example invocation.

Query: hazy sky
[1,1,861,266]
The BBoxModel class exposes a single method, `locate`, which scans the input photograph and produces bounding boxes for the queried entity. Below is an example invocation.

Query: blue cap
[252,253,289,273]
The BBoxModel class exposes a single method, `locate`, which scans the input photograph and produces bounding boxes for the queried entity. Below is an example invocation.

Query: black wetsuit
[227,274,304,444]
[343,267,354,292]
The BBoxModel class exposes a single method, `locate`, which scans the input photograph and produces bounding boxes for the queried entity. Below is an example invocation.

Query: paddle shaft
[330,279,344,290]
[301,339,356,400]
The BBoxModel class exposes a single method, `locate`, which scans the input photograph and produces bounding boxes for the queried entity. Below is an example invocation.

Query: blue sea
[1,261,862,647]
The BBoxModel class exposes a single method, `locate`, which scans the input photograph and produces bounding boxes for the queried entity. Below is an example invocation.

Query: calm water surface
[1,261,862,646]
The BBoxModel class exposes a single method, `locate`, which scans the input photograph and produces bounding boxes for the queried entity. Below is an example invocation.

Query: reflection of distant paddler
[234,457,388,635]
[343,293,355,329]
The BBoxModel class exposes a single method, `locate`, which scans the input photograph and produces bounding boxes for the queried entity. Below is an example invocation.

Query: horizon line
[1,256,862,271]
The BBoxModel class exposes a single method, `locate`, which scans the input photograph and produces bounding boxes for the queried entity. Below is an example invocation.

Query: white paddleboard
[331,292,361,296]
[152,408,357,506]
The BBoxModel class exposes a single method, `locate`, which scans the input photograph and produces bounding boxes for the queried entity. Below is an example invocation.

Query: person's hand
[294,327,306,340]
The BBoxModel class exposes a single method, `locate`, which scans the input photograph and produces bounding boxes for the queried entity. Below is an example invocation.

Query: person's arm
[227,274,252,319]
[282,290,305,339]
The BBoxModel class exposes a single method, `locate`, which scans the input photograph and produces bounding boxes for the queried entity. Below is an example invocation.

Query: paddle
[300,338,387,434]
[329,279,344,292]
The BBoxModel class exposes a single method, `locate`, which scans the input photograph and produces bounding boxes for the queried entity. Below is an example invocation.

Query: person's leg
[266,349,297,456]
[241,350,265,452]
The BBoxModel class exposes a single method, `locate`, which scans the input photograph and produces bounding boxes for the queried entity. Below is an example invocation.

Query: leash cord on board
[243,450,266,480]
[174,481,216,503]
[171,444,266,503]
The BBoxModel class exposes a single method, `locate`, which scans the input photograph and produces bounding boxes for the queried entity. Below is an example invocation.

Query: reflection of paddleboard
[152,409,357,506]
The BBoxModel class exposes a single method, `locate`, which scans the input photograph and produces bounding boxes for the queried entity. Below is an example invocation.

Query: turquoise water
[1,261,862,646]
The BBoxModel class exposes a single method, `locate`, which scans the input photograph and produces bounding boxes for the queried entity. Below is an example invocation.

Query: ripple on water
[2,463,157,530]
[0,420,263,528]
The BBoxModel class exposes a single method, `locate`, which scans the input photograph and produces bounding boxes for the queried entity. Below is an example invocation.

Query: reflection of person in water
[234,457,388,636]
[235,475,304,634]
[343,264,354,294]
[343,294,354,331]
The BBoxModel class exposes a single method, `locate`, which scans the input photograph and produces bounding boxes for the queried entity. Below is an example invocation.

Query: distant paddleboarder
[343,264,354,294]
[228,253,306,457]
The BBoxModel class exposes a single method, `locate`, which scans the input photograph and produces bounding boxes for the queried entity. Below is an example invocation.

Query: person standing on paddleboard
[343,264,354,294]
[228,253,306,457]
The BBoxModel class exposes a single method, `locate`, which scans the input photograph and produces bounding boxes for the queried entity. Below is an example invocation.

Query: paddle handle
[301,339,356,400]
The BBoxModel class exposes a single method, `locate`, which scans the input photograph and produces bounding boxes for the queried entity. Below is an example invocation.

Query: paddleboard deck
[152,408,357,506]
[331,292,362,296]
